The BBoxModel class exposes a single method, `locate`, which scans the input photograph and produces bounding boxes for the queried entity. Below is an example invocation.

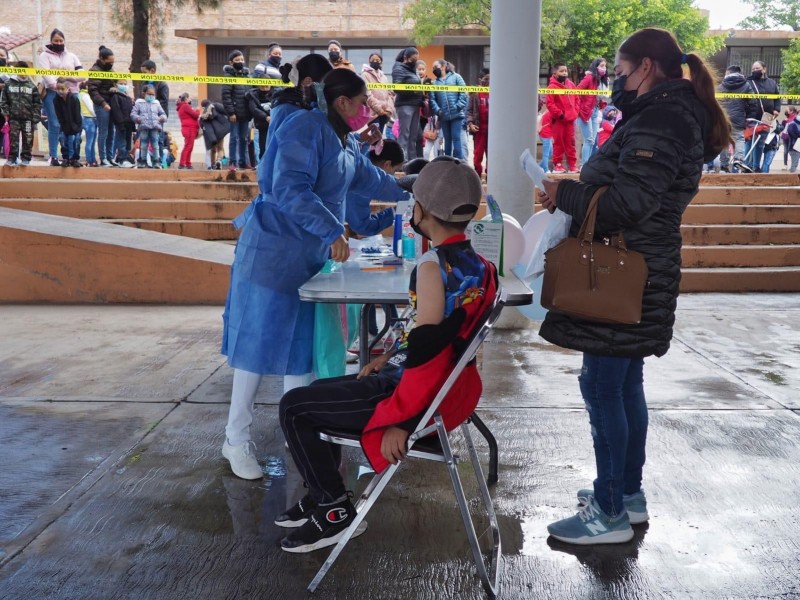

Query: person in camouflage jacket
[0,64,43,165]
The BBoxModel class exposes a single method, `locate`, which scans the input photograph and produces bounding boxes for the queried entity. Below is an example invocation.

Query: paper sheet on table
[520,148,551,191]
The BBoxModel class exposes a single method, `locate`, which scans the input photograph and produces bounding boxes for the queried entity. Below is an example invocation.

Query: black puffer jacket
[540,79,716,358]
[718,72,756,130]
[87,60,115,107]
[745,75,781,118]
[392,60,423,108]
[221,64,252,120]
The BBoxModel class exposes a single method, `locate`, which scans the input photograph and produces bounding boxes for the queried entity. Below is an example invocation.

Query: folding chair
[307,285,508,598]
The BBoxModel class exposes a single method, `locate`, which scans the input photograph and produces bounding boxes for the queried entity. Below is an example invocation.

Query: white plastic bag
[518,208,572,280]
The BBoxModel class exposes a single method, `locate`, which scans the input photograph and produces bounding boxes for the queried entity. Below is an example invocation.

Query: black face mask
[369,61,382,71]
[751,70,763,80]
[233,62,244,71]
[611,65,643,113]
[409,203,430,240]
[329,51,340,63]
[50,43,65,54]
[432,67,443,78]
[556,75,567,83]
[0,58,6,67]
[268,55,281,68]
[99,61,113,71]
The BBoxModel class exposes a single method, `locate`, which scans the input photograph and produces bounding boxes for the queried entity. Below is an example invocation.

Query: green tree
[781,38,800,94]
[403,0,723,67]
[109,0,220,74]
[738,0,799,31]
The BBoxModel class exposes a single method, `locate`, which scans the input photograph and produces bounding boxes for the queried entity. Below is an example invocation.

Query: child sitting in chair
[277,158,497,553]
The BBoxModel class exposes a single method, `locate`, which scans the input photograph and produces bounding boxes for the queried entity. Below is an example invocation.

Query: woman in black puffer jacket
[539,28,730,546]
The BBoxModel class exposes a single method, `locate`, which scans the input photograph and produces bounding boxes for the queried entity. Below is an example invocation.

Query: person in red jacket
[466,68,490,177]
[576,58,609,167]
[597,105,618,148]
[546,63,579,173]
[176,93,201,169]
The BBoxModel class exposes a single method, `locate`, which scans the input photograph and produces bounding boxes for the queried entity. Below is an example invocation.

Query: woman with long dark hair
[538,28,731,545]
[576,57,609,167]
[220,67,409,480]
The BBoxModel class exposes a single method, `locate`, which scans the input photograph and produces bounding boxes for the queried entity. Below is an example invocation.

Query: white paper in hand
[520,148,552,191]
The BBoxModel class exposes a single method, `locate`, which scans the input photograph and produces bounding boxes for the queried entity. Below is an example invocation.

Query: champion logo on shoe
[326,507,349,524]
[310,515,324,533]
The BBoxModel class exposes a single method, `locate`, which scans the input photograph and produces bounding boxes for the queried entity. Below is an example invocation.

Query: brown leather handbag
[541,186,648,324]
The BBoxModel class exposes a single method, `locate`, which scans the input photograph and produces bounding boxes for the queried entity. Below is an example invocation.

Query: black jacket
[53,93,83,135]
[745,75,781,118]
[221,65,252,120]
[540,80,716,358]
[200,101,231,147]
[245,88,271,128]
[392,60,423,108]
[87,60,116,107]
[109,89,134,126]
[718,72,755,130]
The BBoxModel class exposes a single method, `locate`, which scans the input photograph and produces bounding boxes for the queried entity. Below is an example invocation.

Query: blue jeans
[540,138,553,172]
[745,132,767,172]
[43,90,61,159]
[113,123,131,162]
[83,117,97,163]
[761,147,777,173]
[60,133,79,160]
[228,119,251,168]
[96,107,115,162]
[579,353,648,517]
[441,117,465,159]
[577,107,599,166]
[137,128,162,165]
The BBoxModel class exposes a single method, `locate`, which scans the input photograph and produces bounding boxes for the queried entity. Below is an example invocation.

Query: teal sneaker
[577,488,649,525]
[548,498,634,545]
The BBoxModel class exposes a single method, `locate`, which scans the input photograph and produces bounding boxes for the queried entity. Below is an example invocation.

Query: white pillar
[487,0,541,225]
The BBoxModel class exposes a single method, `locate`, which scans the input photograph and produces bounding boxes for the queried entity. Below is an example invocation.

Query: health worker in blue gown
[220,67,410,480]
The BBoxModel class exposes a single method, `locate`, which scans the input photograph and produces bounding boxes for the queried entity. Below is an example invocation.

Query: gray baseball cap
[411,159,482,223]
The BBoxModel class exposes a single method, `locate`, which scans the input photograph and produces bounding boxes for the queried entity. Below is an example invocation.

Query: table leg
[359,304,371,367]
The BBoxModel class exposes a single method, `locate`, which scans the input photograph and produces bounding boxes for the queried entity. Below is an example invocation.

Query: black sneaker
[49,157,61,167]
[280,495,367,553]
[274,494,318,528]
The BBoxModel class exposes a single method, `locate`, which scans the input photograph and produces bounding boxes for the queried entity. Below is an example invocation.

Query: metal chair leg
[470,412,499,485]
[437,416,501,598]
[307,462,401,593]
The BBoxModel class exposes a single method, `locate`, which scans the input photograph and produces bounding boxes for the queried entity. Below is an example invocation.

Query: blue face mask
[117,84,128,93]
[146,96,156,103]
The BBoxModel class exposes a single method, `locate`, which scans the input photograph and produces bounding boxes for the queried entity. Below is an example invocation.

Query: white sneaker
[120,160,135,169]
[345,351,359,364]
[222,440,263,480]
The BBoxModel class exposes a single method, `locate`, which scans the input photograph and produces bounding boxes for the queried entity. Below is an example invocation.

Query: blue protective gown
[345,192,395,236]
[222,108,409,375]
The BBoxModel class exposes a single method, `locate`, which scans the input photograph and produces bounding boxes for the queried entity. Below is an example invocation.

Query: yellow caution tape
[2,66,800,99]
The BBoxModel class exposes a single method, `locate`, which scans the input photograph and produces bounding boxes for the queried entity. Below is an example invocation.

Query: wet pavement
[1,296,799,599]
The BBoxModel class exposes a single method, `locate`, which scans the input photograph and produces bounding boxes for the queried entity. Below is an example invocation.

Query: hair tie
[681,53,687,65]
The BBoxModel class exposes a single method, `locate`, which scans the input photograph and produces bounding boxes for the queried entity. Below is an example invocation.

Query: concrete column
[486,0,541,225]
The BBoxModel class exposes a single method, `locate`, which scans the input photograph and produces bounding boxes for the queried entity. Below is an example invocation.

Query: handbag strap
[577,186,609,244]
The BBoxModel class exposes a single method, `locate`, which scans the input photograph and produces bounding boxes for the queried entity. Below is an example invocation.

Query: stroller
[736,114,776,173]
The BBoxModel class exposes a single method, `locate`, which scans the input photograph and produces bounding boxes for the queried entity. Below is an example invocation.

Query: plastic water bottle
[401,202,416,261]
[393,200,408,257]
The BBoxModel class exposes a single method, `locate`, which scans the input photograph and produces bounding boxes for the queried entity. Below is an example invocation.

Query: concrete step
[682,245,800,268]
[692,187,800,205]
[0,164,258,183]
[680,266,800,292]
[100,218,238,241]
[0,179,258,202]
[683,204,800,225]
[681,224,800,245]
[0,198,246,221]
[550,172,800,186]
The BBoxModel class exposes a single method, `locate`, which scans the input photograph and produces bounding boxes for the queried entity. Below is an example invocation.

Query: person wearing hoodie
[176,93,201,169]
[141,60,170,163]
[717,65,753,173]
[538,28,731,545]
[0,62,42,166]
[53,78,84,167]
[744,61,781,172]
[109,78,135,167]
[245,85,271,161]
[392,47,423,160]
[131,84,167,168]
[429,60,468,159]
[38,29,83,166]
[221,50,252,171]
[87,46,117,166]
[576,58,609,167]
[466,68,490,177]
[596,105,618,148]
[546,63,579,173]
[361,53,395,134]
